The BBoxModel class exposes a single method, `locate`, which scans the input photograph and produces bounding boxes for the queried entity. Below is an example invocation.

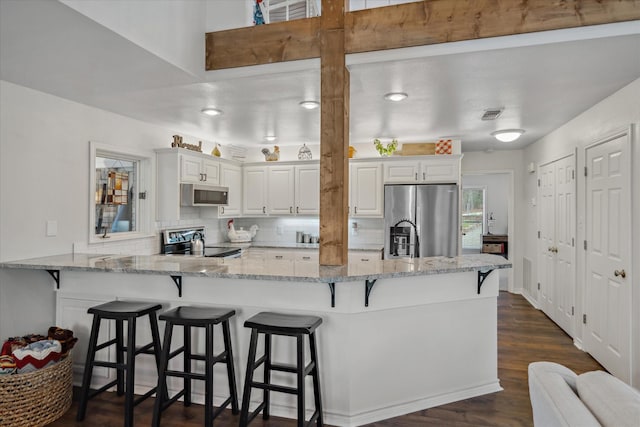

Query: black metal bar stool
[240,312,323,427]
[76,300,163,427]
[151,306,239,427]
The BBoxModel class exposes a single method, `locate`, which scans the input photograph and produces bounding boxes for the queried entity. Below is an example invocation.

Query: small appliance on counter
[161,227,242,258]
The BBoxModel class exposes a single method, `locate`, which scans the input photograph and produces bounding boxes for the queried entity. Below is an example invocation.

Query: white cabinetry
[348,250,383,263]
[156,149,238,221]
[180,153,220,185]
[242,163,319,216]
[383,156,461,184]
[219,163,242,217]
[350,162,383,217]
[268,166,295,215]
[243,166,269,216]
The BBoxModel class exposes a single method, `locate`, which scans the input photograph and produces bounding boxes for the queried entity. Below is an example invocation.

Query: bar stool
[76,300,164,427]
[152,306,239,427]
[240,312,323,427]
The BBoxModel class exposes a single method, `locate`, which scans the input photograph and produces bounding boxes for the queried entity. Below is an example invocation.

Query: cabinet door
[201,158,220,185]
[295,165,320,215]
[383,161,420,183]
[351,163,383,217]
[348,250,382,263]
[243,166,268,215]
[180,154,203,183]
[268,166,295,215]
[419,158,460,183]
[219,164,242,217]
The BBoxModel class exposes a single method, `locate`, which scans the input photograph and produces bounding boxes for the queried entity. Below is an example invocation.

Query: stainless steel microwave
[180,184,229,206]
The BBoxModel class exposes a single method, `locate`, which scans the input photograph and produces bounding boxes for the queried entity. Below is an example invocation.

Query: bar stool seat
[77,300,164,427]
[152,306,239,427]
[240,312,323,427]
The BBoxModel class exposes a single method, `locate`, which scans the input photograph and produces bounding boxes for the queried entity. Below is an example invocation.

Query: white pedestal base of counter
[52,269,500,427]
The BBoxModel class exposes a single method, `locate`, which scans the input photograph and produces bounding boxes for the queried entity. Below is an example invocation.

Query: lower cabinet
[243,247,381,263]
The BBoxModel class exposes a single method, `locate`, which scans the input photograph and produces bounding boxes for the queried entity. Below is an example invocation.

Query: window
[89,142,151,243]
[461,187,485,252]
[259,0,319,24]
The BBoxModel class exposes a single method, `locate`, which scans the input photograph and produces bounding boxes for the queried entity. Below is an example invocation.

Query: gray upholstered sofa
[528,361,640,427]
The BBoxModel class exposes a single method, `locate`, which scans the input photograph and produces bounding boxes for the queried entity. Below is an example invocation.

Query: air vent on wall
[481,108,503,121]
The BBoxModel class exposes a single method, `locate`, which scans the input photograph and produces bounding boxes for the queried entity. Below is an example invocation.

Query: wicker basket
[0,353,73,427]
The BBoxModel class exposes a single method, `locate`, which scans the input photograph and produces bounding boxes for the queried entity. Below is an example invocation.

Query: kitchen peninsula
[1,253,510,427]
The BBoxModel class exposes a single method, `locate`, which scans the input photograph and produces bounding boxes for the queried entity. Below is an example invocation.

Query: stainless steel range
[160,227,242,258]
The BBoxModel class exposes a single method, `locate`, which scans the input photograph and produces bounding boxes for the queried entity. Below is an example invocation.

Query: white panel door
[538,155,576,337]
[538,162,556,314]
[554,155,576,336]
[585,133,631,382]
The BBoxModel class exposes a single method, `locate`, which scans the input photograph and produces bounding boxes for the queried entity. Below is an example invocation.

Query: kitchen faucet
[393,219,420,258]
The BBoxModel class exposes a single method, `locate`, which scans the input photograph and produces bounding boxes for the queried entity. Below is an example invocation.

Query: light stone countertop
[0,253,511,283]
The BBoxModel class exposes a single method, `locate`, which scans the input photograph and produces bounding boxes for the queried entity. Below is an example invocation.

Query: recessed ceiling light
[299,100,320,110]
[201,107,223,116]
[264,135,277,142]
[491,129,525,142]
[383,92,408,102]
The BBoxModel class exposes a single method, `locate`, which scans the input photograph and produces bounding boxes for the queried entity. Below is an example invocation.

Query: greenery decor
[374,138,398,156]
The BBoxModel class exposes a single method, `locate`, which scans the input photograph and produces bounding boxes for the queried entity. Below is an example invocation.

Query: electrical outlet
[46,220,57,237]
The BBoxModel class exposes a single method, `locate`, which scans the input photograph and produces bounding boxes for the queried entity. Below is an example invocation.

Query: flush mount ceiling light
[264,135,277,142]
[201,107,223,116]
[299,100,320,110]
[491,129,525,142]
[383,92,408,102]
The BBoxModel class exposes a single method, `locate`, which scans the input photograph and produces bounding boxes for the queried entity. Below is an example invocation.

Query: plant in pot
[374,138,398,156]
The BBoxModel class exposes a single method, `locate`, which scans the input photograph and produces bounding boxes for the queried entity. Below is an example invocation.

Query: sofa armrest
[528,362,601,427]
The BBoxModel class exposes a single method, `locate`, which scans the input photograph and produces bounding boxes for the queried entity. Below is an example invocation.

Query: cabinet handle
[614,269,626,278]
[263,206,266,214]
[275,255,283,259]
[302,256,311,260]
[204,173,207,181]
[423,172,426,180]
[354,206,358,214]
[361,258,370,262]
[415,172,418,181]
[296,206,299,214]
[290,207,293,214]
[221,206,225,214]
[199,173,203,181]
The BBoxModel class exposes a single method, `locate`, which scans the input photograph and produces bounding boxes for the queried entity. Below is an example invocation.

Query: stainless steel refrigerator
[384,184,459,259]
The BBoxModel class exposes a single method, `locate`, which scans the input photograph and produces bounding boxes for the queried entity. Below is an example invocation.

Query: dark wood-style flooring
[50,292,603,426]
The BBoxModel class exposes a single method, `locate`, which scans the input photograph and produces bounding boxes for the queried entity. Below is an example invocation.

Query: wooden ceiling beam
[206,1,640,70]
[205,17,321,70]
[345,0,640,54]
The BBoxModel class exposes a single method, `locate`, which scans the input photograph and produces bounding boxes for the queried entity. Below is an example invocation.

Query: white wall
[61,0,206,77]
[206,0,254,31]
[522,78,640,387]
[0,81,222,337]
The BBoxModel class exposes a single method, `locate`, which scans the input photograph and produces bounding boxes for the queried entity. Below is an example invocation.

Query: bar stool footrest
[251,381,299,395]
[165,369,207,381]
[133,386,158,407]
[88,379,119,399]
[94,338,118,352]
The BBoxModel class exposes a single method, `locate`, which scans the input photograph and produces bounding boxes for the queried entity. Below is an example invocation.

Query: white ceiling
[1,1,639,152]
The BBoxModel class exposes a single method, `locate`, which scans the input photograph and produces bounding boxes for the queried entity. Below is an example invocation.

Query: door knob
[614,269,626,278]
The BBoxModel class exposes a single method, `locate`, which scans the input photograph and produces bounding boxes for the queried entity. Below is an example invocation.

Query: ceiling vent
[481,108,503,121]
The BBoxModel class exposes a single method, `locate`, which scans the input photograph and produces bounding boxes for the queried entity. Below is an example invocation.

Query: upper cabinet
[219,163,242,217]
[350,162,383,217]
[383,155,462,184]
[243,166,269,216]
[295,164,320,215]
[242,163,320,216]
[268,166,296,215]
[180,153,220,185]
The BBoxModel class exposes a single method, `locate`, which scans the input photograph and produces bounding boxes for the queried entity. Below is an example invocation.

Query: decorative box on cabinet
[482,234,508,258]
